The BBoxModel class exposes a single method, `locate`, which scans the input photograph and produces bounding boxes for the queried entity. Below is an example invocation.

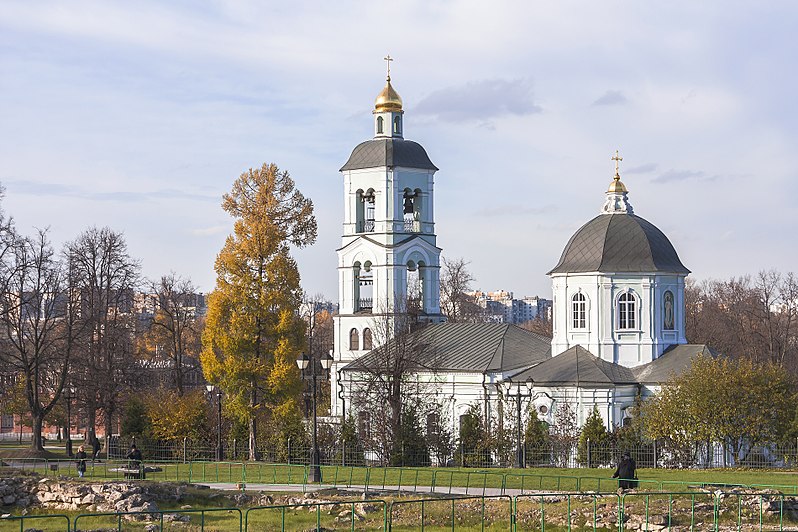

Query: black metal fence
[106,435,798,470]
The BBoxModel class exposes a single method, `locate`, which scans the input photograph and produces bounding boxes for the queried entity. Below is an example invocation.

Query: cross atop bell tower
[384,54,393,78]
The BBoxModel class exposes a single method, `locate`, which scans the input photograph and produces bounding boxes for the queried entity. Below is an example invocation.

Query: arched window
[349,328,360,350]
[393,115,401,135]
[402,189,420,232]
[362,328,373,350]
[426,412,440,437]
[358,412,371,439]
[376,116,384,134]
[618,292,637,330]
[572,293,586,329]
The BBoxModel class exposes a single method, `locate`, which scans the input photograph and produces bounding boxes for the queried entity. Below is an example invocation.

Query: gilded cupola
[374,76,403,113]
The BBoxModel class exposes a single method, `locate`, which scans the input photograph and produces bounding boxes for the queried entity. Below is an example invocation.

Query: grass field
[3,449,798,494]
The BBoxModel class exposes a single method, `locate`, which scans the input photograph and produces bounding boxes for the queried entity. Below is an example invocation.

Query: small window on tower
[393,116,401,134]
[376,116,384,134]
[349,328,360,350]
[363,328,373,350]
[618,292,637,330]
[572,293,587,329]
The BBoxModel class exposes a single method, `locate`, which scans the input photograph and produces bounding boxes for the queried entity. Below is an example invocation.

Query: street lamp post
[206,385,223,461]
[296,350,333,483]
[65,385,75,458]
[501,378,535,469]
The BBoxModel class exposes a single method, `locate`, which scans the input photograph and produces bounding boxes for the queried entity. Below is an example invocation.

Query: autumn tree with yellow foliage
[201,163,317,460]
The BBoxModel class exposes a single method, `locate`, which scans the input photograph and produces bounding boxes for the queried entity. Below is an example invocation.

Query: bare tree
[686,271,798,372]
[520,316,553,338]
[300,295,334,416]
[345,298,442,464]
[143,273,201,395]
[0,230,78,451]
[67,227,140,447]
[439,257,484,323]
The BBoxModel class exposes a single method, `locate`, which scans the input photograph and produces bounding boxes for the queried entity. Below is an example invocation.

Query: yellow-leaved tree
[201,163,317,460]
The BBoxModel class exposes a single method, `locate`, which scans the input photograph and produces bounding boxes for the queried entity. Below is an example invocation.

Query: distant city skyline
[2,2,797,301]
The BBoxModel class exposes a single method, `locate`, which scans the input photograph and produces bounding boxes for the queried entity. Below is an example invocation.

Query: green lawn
[3,458,797,495]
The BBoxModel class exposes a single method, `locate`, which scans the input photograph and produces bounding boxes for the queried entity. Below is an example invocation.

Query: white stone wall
[551,272,687,366]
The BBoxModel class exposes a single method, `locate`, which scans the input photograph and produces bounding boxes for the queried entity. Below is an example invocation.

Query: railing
[1,491,791,531]
[245,499,387,531]
[74,507,243,532]
[402,215,420,233]
[6,458,798,498]
[389,494,513,531]
[357,220,375,232]
[357,298,373,312]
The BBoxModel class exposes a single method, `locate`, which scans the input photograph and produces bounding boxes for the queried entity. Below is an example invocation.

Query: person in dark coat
[75,445,87,478]
[612,452,637,490]
[126,444,143,469]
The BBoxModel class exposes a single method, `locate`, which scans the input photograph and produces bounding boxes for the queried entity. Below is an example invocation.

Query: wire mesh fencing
[103,435,798,470]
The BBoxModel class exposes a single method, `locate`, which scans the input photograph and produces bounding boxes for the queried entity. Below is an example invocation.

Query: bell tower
[330,60,444,418]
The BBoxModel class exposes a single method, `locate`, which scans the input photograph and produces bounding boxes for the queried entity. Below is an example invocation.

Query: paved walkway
[194,482,590,498]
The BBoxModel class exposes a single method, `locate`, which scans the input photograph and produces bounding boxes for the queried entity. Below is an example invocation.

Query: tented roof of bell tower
[340,138,438,171]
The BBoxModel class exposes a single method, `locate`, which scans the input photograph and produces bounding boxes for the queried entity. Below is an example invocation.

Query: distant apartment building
[467,290,551,324]
[133,291,208,320]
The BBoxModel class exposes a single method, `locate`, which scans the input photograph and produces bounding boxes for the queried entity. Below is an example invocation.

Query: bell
[403,196,414,214]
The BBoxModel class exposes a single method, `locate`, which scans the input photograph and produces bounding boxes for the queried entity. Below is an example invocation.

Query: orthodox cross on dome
[384,54,393,80]
[601,148,633,215]
[612,149,623,178]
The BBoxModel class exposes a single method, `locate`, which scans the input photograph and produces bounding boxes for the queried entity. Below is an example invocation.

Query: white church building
[329,70,716,435]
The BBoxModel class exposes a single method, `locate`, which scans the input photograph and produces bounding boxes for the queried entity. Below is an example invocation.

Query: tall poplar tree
[201,163,317,460]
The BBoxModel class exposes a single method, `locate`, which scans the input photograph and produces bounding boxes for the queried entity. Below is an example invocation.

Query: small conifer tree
[577,406,611,466]
[524,406,549,465]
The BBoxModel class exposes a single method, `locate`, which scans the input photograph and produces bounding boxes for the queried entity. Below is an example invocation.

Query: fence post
[233,438,237,460]
[587,438,591,469]
[653,440,658,469]
[182,437,187,464]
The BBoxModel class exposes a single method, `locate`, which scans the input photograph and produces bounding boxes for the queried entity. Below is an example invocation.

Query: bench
[109,466,163,480]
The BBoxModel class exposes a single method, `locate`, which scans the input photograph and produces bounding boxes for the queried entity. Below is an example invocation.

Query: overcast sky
[1,1,797,300]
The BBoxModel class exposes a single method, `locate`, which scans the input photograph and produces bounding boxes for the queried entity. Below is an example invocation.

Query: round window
[538,405,548,414]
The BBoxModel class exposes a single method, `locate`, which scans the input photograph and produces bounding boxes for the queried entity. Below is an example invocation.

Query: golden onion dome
[607,174,628,193]
[374,76,403,113]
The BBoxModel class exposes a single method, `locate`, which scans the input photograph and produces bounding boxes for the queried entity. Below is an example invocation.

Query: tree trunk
[30,413,45,451]
[248,385,258,461]
[86,399,97,449]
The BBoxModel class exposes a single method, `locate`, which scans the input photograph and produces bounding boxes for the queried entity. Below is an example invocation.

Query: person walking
[75,445,87,478]
[612,451,637,490]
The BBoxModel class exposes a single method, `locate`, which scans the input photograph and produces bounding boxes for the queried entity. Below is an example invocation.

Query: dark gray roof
[340,138,438,172]
[512,346,638,386]
[549,214,690,275]
[633,344,720,384]
[342,322,550,374]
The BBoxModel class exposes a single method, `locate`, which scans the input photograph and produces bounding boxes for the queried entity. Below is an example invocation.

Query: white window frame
[617,291,637,330]
[571,292,587,329]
